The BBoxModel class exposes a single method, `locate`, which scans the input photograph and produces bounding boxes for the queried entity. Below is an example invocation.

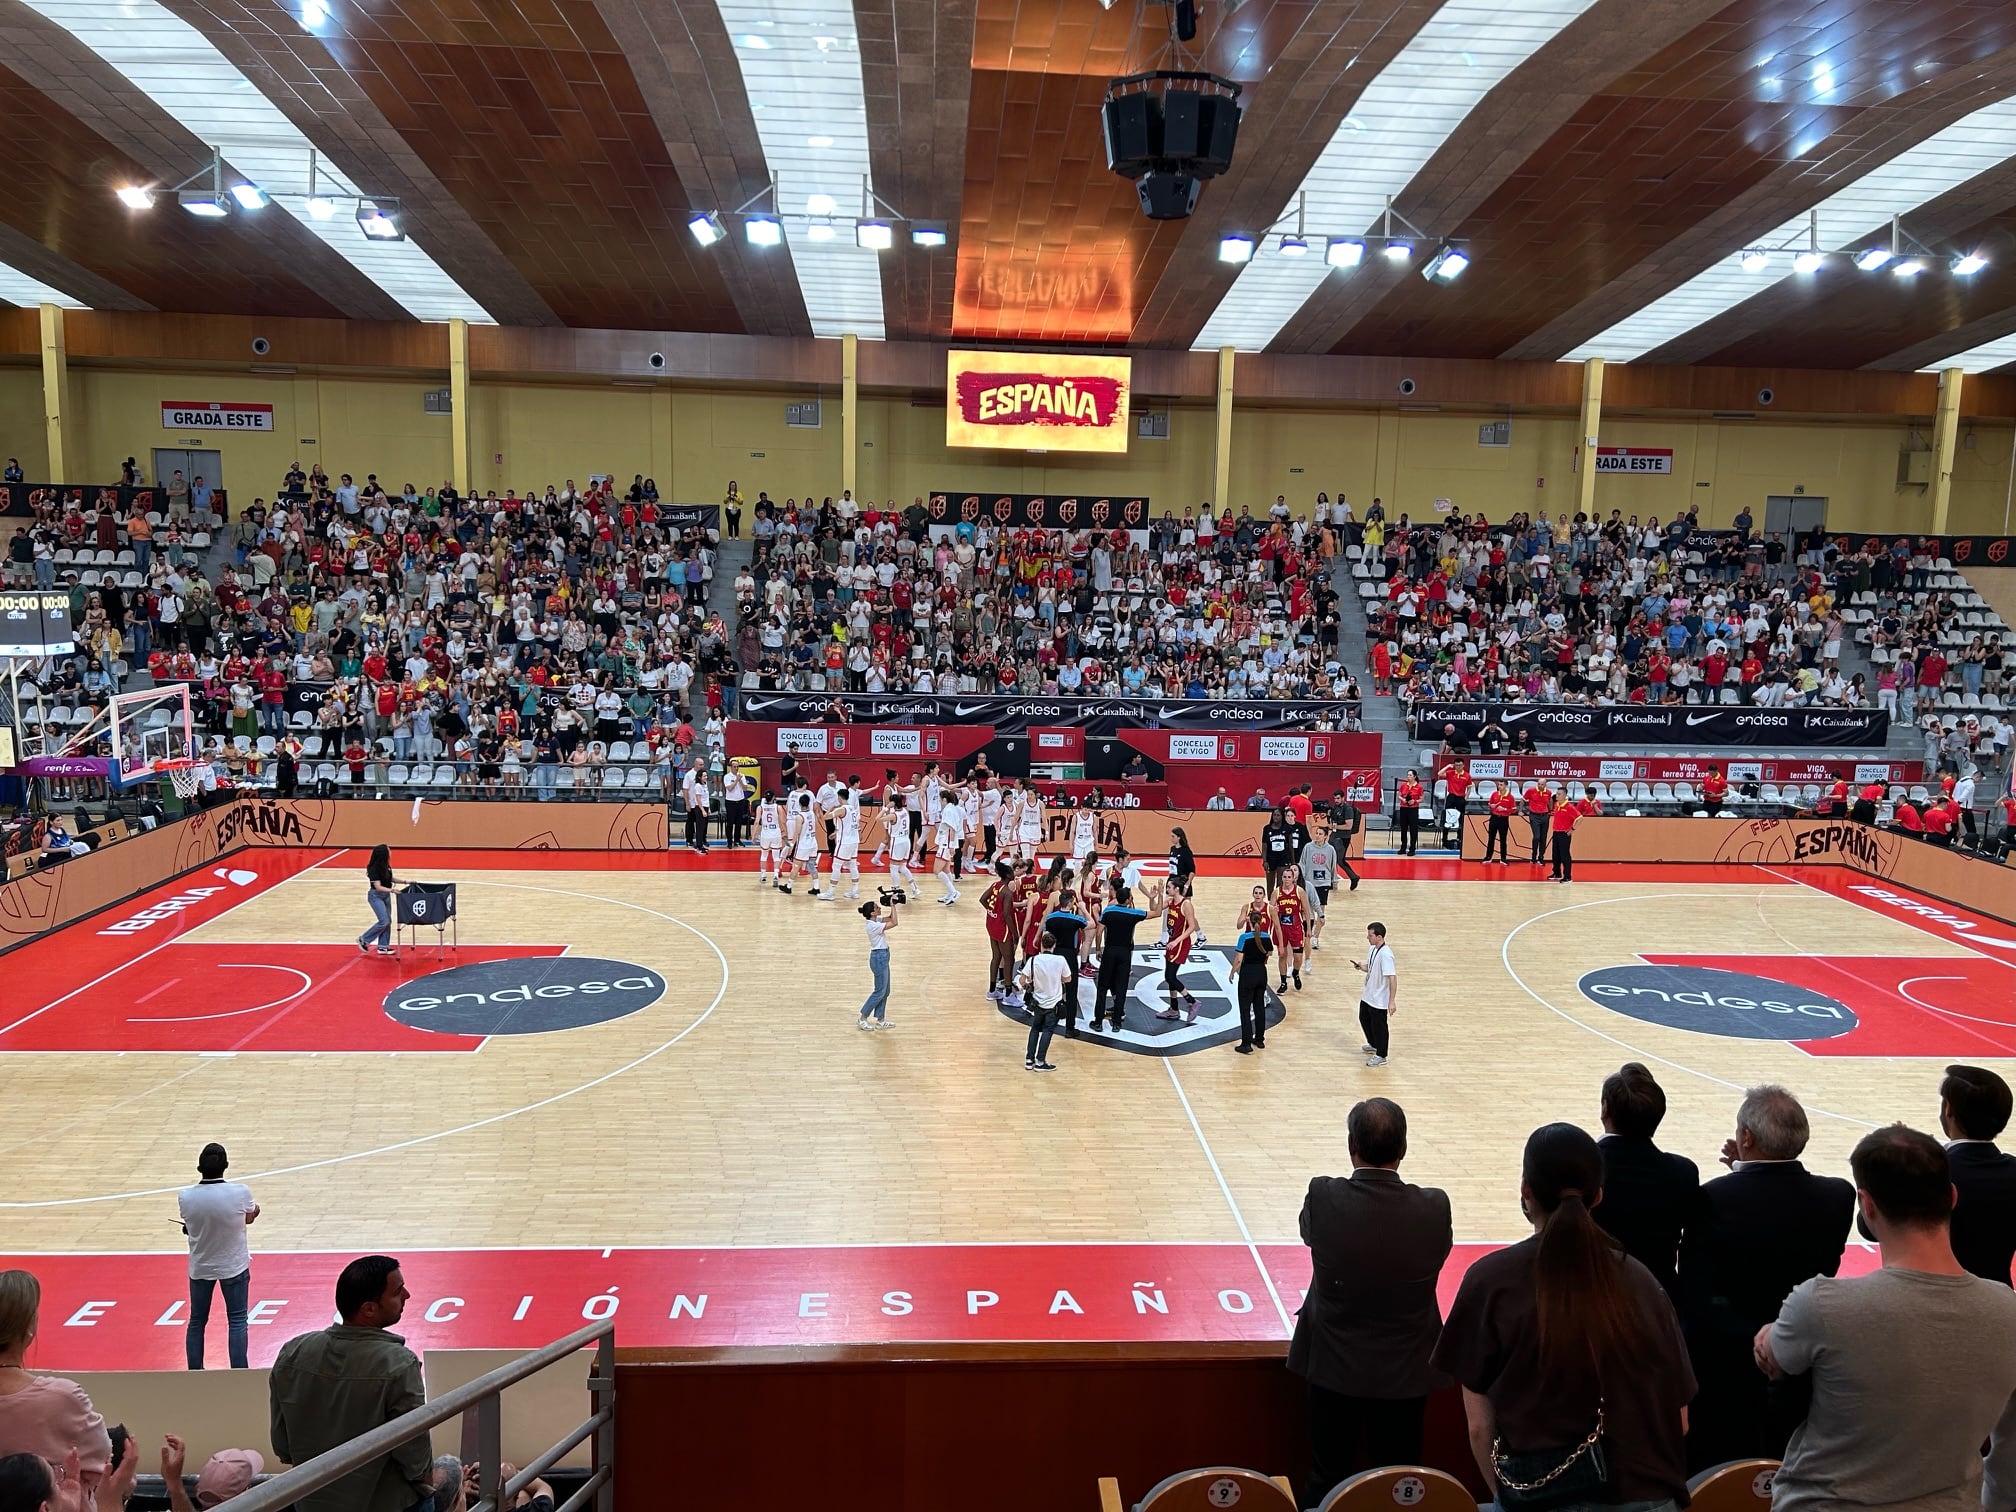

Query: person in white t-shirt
[178,1142,259,1369]
[1352,923,1398,1068]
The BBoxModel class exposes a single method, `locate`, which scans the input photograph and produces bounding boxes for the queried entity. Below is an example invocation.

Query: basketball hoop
[153,757,206,801]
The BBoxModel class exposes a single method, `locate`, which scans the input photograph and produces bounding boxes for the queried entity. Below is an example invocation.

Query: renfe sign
[946,350,1132,454]
[161,401,274,432]
[1594,446,1673,474]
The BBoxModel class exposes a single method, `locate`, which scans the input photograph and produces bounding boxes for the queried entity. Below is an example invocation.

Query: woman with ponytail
[1433,1124,1692,1511]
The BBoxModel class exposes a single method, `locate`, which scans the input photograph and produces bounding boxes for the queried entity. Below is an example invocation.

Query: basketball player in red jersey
[981,860,1017,1005]
[1484,784,1518,864]
[1153,877,1201,1023]
[1273,864,1311,992]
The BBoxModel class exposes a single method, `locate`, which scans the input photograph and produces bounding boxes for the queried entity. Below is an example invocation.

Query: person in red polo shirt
[1893,796,1924,837]
[1438,761,1472,847]
[1921,796,1958,847]
[1822,777,1850,818]
[1523,782,1555,864]
[1852,780,1885,827]
[1393,773,1425,857]
[1703,766,1729,809]
[1994,792,2016,860]
[1484,783,1518,864]
[1549,789,1601,883]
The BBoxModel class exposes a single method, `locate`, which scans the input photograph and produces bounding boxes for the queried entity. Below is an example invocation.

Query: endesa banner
[945,349,1131,454]
[1409,703,1891,749]
[1460,756,1923,786]
[737,692,1365,737]
[926,489,1149,532]
[0,482,231,520]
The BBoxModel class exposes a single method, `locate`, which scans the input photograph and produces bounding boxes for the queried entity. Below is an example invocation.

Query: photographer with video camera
[855,894,901,1032]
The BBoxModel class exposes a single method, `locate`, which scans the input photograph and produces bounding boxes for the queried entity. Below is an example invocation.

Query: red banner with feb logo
[945,350,1132,453]
[927,490,1149,530]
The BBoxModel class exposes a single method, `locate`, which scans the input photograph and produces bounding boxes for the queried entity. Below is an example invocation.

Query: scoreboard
[0,591,76,658]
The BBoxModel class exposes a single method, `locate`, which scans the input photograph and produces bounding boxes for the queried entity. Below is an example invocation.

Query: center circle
[1576,964,1859,1042]
[383,955,667,1036]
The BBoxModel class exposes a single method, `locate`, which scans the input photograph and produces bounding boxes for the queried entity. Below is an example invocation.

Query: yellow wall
[0,366,48,478]
[4,366,2010,534]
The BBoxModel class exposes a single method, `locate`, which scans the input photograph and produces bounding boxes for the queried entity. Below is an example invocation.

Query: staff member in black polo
[1089,885,1148,1035]
[1323,789,1362,891]
[1288,1098,1451,1506]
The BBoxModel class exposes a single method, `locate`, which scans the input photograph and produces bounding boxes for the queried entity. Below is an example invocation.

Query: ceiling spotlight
[736,33,768,47]
[1278,235,1308,257]
[1326,237,1364,268]
[910,222,948,248]
[305,195,337,221]
[1792,249,1825,274]
[1219,234,1254,264]
[1953,251,1989,276]
[1382,240,1412,263]
[1739,247,1770,272]
[356,199,404,241]
[115,186,155,209]
[806,193,837,216]
[686,211,725,247]
[856,219,893,250]
[229,182,268,211]
[1421,244,1468,282]
[1892,257,1925,278]
[807,135,835,148]
[744,215,783,247]
[179,188,230,218]
[1853,246,1892,271]
[806,219,836,242]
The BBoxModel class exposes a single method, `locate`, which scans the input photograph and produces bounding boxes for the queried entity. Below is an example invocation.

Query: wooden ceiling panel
[0,62,352,317]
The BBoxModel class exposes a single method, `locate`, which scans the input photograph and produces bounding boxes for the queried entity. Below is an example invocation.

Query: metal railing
[228,1321,615,1512]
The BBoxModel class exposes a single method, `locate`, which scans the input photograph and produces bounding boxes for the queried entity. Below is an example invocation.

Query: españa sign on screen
[946,351,1131,454]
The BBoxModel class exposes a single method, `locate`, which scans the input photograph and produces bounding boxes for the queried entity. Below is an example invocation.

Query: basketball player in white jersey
[1069,806,1098,880]
[935,784,967,904]
[830,785,864,900]
[877,791,916,896]
[1017,782,1045,864]
[921,762,945,867]
[755,789,786,887]
[785,788,824,897]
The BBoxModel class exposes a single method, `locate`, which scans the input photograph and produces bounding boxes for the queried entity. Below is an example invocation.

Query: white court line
[1896,975,2015,1028]
[0,849,347,1039]
[1162,1059,1295,1336]
[1502,890,1880,1129]
[0,881,729,1209]
[130,964,312,1022]
[1759,865,2016,961]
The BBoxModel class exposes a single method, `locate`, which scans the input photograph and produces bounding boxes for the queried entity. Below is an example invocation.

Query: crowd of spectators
[1289,1063,2016,1511]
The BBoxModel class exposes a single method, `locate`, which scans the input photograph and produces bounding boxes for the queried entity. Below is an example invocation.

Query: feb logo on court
[1576,964,1858,1042]
[995,945,1284,1057]
[384,956,665,1036]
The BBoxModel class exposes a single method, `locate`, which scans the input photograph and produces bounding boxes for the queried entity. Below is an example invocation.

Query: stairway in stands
[1331,552,1412,841]
[708,532,754,664]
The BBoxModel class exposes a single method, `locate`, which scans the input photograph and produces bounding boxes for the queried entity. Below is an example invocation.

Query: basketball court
[4,843,2009,1367]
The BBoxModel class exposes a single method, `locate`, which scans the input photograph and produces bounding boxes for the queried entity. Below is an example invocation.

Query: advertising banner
[739,692,1366,738]
[1460,756,1922,785]
[657,504,721,531]
[0,482,231,521]
[1409,703,1890,749]
[945,350,1132,454]
[925,489,1150,532]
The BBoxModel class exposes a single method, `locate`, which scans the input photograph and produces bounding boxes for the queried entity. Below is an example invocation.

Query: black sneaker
[1235,1043,1254,1055]
[1034,1061,1057,1072]
[1293,972,1303,990]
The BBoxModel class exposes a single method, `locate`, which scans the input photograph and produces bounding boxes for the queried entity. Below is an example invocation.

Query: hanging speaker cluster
[1102,70,1243,221]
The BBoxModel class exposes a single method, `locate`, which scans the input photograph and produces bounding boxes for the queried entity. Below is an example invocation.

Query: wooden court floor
[1,848,2009,1363]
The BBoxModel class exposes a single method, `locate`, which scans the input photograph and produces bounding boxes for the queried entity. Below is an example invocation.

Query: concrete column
[448,318,472,495]
[1575,356,1605,521]
[38,304,73,480]
[842,333,859,501]
[1930,366,1963,536]
[1212,346,1235,509]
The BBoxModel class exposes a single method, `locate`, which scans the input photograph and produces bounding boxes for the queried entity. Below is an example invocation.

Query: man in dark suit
[1943,1064,2016,1286]
[1593,1062,1699,1299]
[1287,1098,1452,1509]
[1678,1084,1856,1471]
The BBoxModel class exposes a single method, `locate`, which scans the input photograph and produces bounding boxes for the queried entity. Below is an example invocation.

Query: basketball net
[152,758,206,801]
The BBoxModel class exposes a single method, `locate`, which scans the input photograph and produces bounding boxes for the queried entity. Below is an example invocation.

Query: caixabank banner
[945,349,1132,454]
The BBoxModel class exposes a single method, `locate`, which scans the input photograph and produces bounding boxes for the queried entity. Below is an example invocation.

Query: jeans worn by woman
[860,949,890,1022]
[359,889,393,950]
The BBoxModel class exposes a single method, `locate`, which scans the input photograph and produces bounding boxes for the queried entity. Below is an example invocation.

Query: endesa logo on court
[945,350,1131,454]
[385,956,665,1036]
[1577,965,1857,1042]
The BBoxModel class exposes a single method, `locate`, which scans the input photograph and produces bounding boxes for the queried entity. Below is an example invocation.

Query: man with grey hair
[1677,1085,1855,1471]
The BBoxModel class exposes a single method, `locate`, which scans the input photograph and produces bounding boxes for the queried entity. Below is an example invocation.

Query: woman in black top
[1167,827,1197,888]
[357,844,397,956]
[1432,1123,1693,1510]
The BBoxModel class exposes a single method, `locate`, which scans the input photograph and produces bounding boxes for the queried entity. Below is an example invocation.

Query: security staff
[1523,781,1556,864]
[1483,784,1518,864]
[1392,773,1424,857]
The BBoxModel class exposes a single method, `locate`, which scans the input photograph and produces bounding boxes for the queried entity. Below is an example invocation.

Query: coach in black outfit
[1676,1084,1854,1471]
[1287,1098,1451,1509]
[1942,1064,2016,1286]
[1592,1062,1698,1300]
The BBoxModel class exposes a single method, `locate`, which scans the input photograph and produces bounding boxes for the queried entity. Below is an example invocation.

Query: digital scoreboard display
[0,591,77,658]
